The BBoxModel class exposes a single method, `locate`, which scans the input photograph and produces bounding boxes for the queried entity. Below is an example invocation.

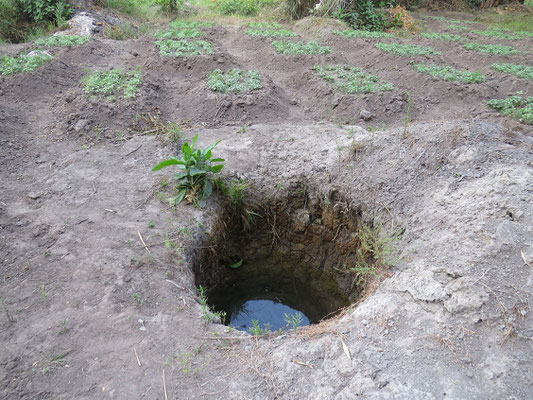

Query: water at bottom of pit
[206,256,350,333]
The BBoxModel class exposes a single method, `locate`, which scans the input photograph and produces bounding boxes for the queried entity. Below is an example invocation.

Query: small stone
[217,57,224,64]
[74,119,89,132]
[359,109,373,121]
[28,192,40,200]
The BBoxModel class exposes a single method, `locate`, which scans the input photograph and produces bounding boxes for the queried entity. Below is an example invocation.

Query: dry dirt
[1,10,532,400]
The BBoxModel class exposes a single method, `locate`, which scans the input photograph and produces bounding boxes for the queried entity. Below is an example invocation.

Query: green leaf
[203,179,213,199]
[174,172,188,180]
[211,158,225,162]
[152,158,181,171]
[230,259,243,269]
[189,167,206,176]
[175,189,187,205]
[191,134,199,147]
[211,164,224,173]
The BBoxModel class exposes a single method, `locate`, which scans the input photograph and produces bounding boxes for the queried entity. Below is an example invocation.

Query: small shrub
[217,0,259,16]
[332,29,393,39]
[463,42,520,55]
[420,32,465,42]
[491,63,533,81]
[245,28,296,37]
[35,34,90,47]
[82,68,142,100]
[153,28,205,39]
[411,63,485,83]
[487,95,533,125]
[271,40,330,55]
[0,51,52,75]
[19,0,72,25]
[152,135,225,207]
[375,42,440,56]
[155,0,184,15]
[339,0,387,32]
[207,69,261,93]
[155,39,214,56]
[314,64,394,94]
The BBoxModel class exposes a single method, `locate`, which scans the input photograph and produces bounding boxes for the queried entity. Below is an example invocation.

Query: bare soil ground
[1,11,532,399]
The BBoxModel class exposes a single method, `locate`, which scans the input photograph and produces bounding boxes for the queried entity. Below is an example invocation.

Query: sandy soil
[1,11,532,399]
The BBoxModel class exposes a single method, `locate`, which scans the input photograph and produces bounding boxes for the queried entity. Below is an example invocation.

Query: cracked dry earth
[1,12,533,400]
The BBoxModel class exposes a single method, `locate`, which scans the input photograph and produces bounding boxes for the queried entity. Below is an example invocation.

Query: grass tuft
[314,64,394,94]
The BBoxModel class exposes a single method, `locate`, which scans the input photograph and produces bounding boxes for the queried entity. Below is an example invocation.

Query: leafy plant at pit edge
[248,319,270,336]
[198,285,226,323]
[284,312,303,329]
[152,135,224,207]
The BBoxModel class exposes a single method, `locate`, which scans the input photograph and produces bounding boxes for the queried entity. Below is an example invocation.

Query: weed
[487,95,533,125]
[170,20,214,29]
[272,40,331,55]
[0,51,52,75]
[132,292,144,306]
[152,134,224,207]
[375,42,440,56]
[491,63,533,81]
[420,32,465,42]
[153,28,205,39]
[35,34,90,47]
[217,178,250,204]
[207,69,261,93]
[245,28,296,37]
[284,312,303,329]
[155,39,214,56]
[411,62,485,83]
[58,319,70,334]
[332,29,393,39]
[176,351,192,373]
[82,68,142,100]
[104,23,143,40]
[1,298,15,323]
[40,285,49,303]
[314,64,394,94]
[148,220,155,228]
[463,42,520,55]
[248,319,270,336]
[198,285,226,323]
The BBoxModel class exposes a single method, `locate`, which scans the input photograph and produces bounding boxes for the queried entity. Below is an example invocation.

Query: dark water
[207,256,349,333]
[230,299,310,332]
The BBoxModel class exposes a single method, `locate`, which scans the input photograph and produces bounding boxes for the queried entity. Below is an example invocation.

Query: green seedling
[375,42,440,56]
[40,285,49,303]
[153,28,205,39]
[155,39,214,56]
[248,320,270,336]
[284,312,303,330]
[332,29,393,39]
[463,42,520,55]
[420,32,465,42]
[271,40,330,55]
[132,293,144,306]
[0,51,53,75]
[35,35,90,47]
[82,68,142,100]
[411,63,485,83]
[207,69,261,93]
[487,95,533,125]
[314,64,394,94]
[491,63,533,81]
[152,135,224,207]
[245,28,296,37]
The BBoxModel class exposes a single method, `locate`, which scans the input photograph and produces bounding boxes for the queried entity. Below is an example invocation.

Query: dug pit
[193,184,378,332]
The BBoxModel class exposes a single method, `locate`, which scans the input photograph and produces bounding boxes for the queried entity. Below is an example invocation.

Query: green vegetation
[82,68,142,100]
[420,32,465,42]
[284,312,303,330]
[35,34,89,47]
[100,0,156,19]
[155,39,214,56]
[473,9,533,34]
[332,29,393,39]
[376,42,440,56]
[217,0,259,16]
[487,95,533,125]
[248,319,270,336]
[0,51,52,75]
[152,135,224,207]
[170,19,214,29]
[463,42,520,55]
[104,23,146,40]
[245,28,296,37]
[246,21,281,29]
[314,64,394,94]
[153,28,205,39]
[198,286,226,323]
[132,293,144,306]
[425,16,474,25]
[207,69,261,93]
[411,63,485,83]
[217,178,250,205]
[446,24,469,31]
[491,63,533,81]
[271,40,331,55]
